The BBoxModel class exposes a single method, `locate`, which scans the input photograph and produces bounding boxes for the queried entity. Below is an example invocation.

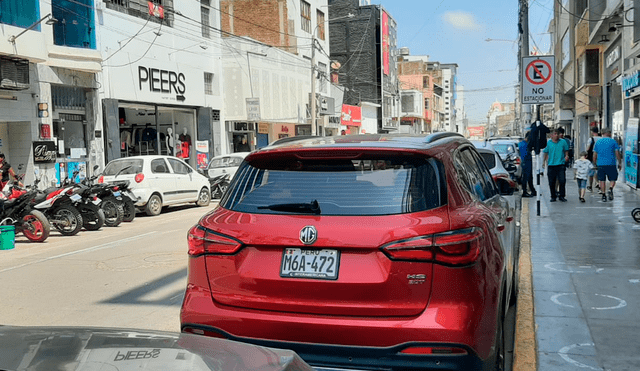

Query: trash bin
[0,225,15,250]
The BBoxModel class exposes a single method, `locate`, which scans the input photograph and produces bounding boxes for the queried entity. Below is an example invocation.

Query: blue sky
[372,0,554,124]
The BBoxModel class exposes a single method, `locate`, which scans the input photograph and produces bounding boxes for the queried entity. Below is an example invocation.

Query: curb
[512,200,537,370]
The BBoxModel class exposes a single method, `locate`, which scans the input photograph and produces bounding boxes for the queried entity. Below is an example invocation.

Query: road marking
[630,279,640,284]
[558,343,600,370]
[0,232,155,274]
[550,293,626,310]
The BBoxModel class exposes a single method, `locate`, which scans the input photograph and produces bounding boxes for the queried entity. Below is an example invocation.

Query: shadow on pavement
[100,268,187,306]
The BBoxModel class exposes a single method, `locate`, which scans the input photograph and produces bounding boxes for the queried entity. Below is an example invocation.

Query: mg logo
[299,226,317,245]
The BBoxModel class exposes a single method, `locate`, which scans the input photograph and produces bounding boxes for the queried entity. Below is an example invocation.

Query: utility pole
[310,35,317,136]
[520,0,531,131]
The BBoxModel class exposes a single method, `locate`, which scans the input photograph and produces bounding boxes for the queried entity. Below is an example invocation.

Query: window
[168,158,190,174]
[204,72,214,95]
[317,10,325,40]
[0,0,39,28]
[424,98,429,110]
[222,155,447,216]
[301,0,311,33]
[423,76,429,88]
[150,158,170,173]
[201,0,211,38]
[579,49,599,86]
[561,30,570,68]
[104,159,144,175]
[104,0,174,27]
[53,0,96,49]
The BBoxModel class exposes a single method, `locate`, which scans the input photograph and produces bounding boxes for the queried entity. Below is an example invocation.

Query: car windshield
[103,159,143,175]
[208,157,228,168]
[221,156,447,216]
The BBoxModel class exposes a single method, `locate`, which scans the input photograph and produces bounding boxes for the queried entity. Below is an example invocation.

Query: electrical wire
[104,15,152,62]
[106,21,163,68]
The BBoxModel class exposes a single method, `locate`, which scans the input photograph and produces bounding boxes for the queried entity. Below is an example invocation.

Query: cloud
[442,11,482,31]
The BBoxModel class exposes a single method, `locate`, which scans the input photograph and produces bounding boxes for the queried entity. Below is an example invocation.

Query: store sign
[138,66,186,96]
[606,46,620,68]
[258,123,269,134]
[246,98,261,121]
[33,141,57,163]
[623,71,640,91]
[341,104,362,126]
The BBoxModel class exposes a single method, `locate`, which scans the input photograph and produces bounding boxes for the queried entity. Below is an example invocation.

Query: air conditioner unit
[0,56,29,91]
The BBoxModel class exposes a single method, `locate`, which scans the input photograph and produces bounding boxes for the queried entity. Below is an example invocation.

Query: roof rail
[424,132,464,144]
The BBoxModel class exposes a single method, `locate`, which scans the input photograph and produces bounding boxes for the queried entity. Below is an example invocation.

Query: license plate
[280,248,340,280]
[92,198,101,205]
[70,194,82,202]
[113,191,121,197]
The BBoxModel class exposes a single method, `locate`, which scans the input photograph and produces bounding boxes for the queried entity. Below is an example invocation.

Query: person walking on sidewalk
[573,151,593,203]
[542,129,570,202]
[519,132,536,197]
[586,126,601,192]
[593,128,622,202]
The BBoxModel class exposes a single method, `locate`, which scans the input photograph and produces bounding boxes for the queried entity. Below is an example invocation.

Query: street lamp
[8,13,58,44]
[310,13,354,135]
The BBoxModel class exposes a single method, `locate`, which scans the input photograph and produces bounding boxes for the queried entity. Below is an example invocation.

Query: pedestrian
[519,132,535,197]
[0,153,23,191]
[573,151,593,203]
[593,128,622,202]
[542,129,570,202]
[586,126,601,192]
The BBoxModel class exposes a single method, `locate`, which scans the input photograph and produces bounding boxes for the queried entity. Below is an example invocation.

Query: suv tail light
[135,173,144,183]
[382,228,483,266]
[187,225,243,256]
[515,157,521,165]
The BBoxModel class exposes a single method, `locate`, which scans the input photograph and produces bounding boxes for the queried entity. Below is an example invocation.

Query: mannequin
[178,127,192,159]
[166,127,174,155]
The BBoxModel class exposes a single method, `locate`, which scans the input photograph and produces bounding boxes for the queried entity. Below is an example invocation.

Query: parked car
[0,326,314,371]
[488,138,523,181]
[181,133,518,371]
[101,155,211,216]
[206,152,250,180]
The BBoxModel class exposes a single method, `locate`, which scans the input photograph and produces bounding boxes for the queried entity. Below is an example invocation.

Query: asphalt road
[0,202,218,332]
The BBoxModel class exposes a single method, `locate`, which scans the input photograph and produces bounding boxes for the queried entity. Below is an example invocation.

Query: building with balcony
[0,0,102,186]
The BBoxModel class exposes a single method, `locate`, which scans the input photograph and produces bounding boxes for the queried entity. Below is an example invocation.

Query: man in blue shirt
[593,128,622,202]
[542,129,569,202]
[518,132,535,197]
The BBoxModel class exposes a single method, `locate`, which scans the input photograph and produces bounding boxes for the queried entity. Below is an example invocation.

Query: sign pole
[535,105,541,216]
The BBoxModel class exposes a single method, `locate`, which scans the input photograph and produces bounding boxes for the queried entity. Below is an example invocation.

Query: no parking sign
[522,56,555,104]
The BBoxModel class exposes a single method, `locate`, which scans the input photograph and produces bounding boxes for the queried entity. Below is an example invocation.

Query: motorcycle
[32,180,84,236]
[0,179,50,242]
[209,173,230,199]
[64,171,105,231]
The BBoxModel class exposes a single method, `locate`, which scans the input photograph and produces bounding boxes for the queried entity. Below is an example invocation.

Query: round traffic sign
[525,59,552,85]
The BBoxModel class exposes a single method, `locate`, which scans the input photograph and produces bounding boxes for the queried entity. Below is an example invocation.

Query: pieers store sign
[33,141,57,163]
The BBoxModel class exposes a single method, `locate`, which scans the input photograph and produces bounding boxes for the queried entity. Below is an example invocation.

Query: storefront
[341,104,362,135]
[0,60,101,187]
[102,62,221,171]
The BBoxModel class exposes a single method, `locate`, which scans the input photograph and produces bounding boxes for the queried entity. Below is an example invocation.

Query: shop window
[301,0,311,33]
[0,0,39,29]
[204,72,214,95]
[201,0,211,39]
[317,10,325,40]
[104,0,174,27]
[53,114,87,157]
[53,0,96,49]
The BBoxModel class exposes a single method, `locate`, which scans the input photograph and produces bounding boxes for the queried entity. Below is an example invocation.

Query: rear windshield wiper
[258,200,321,214]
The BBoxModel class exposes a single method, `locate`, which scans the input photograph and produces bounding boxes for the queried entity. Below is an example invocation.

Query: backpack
[586,138,595,162]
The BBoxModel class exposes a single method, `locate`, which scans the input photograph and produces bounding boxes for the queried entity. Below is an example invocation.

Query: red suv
[181,133,518,371]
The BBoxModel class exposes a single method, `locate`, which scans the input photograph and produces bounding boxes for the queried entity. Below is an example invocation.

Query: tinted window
[168,158,189,174]
[104,159,143,175]
[150,159,170,174]
[221,156,447,216]
[479,152,496,169]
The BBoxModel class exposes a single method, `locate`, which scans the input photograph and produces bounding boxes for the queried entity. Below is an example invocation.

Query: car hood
[0,326,314,371]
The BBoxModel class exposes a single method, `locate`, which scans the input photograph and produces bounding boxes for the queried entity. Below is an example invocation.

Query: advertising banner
[55,162,86,186]
[195,141,209,170]
[382,11,389,76]
[467,126,485,138]
[341,105,362,126]
[625,118,639,188]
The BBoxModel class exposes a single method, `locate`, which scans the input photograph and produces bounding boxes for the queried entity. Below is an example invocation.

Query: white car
[206,152,250,180]
[101,155,211,216]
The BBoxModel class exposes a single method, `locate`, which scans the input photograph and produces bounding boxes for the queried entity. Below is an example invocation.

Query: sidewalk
[525,169,640,370]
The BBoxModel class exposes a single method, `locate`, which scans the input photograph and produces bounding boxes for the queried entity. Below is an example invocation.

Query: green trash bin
[0,225,15,250]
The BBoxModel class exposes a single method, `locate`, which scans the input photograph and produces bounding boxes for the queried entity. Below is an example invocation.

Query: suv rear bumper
[181,322,490,371]
[180,280,496,369]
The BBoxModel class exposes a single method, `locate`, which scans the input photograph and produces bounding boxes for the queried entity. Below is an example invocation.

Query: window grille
[301,1,311,33]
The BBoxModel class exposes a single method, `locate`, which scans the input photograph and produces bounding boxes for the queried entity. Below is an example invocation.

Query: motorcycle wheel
[122,197,136,222]
[53,204,83,236]
[633,208,640,223]
[102,198,124,227]
[21,210,51,242]
[81,203,105,231]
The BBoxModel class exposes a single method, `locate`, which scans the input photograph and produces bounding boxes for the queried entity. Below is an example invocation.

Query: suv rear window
[104,159,143,175]
[220,155,447,216]
[478,152,496,169]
